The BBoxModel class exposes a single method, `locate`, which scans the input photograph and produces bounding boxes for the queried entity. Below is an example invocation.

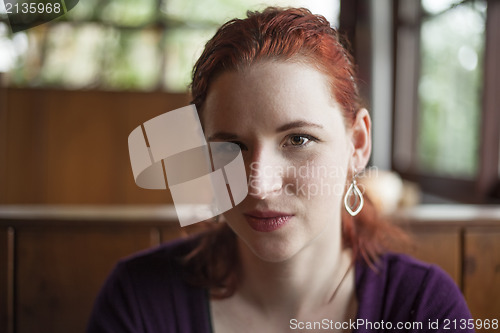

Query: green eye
[290,135,309,146]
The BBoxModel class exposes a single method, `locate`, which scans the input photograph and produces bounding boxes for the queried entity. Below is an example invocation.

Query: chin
[237,234,304,263]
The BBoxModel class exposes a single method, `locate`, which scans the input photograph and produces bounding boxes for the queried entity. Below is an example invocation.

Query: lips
[244,210,293,232]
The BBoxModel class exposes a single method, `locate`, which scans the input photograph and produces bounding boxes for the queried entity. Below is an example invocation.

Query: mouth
[243,210,294,232]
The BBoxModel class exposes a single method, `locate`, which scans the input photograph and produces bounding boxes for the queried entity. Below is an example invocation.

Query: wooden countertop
[0,204,500,227]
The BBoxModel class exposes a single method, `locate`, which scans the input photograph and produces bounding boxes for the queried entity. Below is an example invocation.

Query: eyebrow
[207,120,323,141]
[276,120,324,132]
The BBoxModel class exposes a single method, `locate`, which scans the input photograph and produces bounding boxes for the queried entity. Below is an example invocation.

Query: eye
[290,135,308,146]
[285,134,317,147]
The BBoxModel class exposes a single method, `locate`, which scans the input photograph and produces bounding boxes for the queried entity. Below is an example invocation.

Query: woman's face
[203,61,363,262]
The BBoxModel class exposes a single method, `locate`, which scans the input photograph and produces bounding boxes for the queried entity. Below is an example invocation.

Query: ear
[349,108,371,171]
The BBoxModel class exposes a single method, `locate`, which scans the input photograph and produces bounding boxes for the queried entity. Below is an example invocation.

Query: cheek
[288,152,349,201]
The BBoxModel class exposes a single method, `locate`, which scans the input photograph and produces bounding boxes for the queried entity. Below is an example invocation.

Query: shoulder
[107,235,207,308]
[377,252,451,288]
[355,253,473,332]
[87,235,210,333]
[375,253,461,302]
[356,252,450,294]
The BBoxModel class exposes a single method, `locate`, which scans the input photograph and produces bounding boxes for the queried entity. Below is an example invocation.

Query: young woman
[87,7,474,333]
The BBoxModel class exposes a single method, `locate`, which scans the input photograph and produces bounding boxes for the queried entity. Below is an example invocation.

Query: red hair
[191,7,360,124]
[186,7,405,298]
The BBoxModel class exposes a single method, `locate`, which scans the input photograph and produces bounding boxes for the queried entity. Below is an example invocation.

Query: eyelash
[283,134,319,148]
[226,134,319,151]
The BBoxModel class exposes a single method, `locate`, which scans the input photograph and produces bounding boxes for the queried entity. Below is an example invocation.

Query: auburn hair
[184,7,405,299]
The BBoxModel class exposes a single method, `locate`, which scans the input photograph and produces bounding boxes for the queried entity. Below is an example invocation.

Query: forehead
[202,61,344,132]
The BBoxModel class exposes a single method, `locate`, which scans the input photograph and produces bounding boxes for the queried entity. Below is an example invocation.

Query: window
[393,0,500,203]
[418,0,486,178]
[0,0,339,92]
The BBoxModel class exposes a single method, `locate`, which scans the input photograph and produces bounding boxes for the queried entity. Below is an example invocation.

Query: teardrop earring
[344,171,364,216]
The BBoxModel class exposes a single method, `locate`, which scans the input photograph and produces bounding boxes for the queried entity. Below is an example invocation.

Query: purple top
[87,237,474,333]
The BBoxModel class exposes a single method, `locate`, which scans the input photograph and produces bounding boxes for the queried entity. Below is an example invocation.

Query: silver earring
[344,172,364,216]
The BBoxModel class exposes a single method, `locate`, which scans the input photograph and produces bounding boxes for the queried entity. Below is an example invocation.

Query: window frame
[392,0,500,203]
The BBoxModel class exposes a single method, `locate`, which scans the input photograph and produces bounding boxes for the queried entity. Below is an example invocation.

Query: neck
[235,223,353,319]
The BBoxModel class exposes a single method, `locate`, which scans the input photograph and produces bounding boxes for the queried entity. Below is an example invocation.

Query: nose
[247,148,284,200]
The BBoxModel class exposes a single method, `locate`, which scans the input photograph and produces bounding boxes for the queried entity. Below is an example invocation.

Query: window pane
[63,0,100,21]
[38,23,109,88]
[99,0,157,27]
[6,27,40,85]
[0,22,24,73]
[101,28,162,90]
[3,0,339,91]
[417,1,486,177]
[163,28,216,92]
[162,0,340,92]
[162,0,338,27]
[421,0,462,15]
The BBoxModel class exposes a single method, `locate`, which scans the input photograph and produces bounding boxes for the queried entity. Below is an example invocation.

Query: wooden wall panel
[464,228,500,331]
[403,227,461,286]
[1,88,190,205]
[0,79,8,203]
[2,89,49,204]
[15,226,159,333]
[0,228,11,333]
[45,92,126,204]
[122,92,191,204]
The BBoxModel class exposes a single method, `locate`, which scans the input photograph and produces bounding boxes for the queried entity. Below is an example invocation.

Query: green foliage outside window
[0,0,338,92]
[418,0,486,178]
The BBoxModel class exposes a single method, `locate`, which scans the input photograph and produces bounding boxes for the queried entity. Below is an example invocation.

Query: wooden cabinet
[464,228,500,329]
[402,226,462,286]
[0,205,499,333]
[15,226,159,333]
[393,206,500,333]
[0,227,11,333]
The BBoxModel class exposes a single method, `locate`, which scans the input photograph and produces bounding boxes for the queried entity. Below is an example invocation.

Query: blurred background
[1,0,499,205]
[0,0,499,332]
